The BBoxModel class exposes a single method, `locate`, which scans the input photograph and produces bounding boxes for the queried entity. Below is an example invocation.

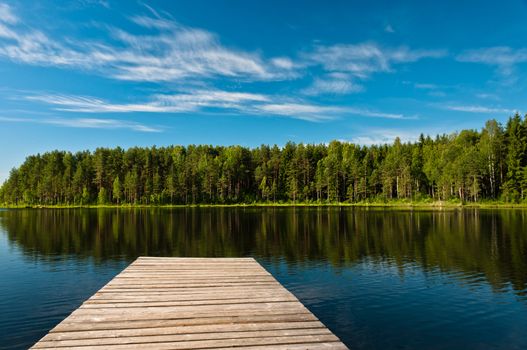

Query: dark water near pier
[0,208,526,349]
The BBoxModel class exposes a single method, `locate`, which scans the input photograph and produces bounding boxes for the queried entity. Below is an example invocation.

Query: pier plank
[31,257,347,349]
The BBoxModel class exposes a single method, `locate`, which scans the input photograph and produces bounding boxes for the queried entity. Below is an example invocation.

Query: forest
[1,114,527,206]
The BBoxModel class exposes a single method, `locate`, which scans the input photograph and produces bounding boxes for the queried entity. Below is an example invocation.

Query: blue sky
[1,0,527,181]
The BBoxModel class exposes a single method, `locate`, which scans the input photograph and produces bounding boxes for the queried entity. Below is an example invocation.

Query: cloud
[411,82,448,96]
[299,43,446,94]
[385,25,394,33]
[444,105,516,114]
[475,93,500,100]
[45,118,160,132]
[457,47,527,67]
[303,43,446,78]
[0,4,295,82]
[0,116,161,132]
[0,19,94,68]
[26,94,190,113]
[302,74,364,95]
[457,47,527,79]
[107,25,278,82]
[346,108,412,120]
[157,90,270,106]
[253,103,412,121]
[25,90,270,113]
[413,83,439,90]
[350,129,422,146]
[79,0,110,9]
[24,90,410,122]
[254,103,339,121]
[0,3,18,24]
[271,57,295,70]
[24,91,335,122]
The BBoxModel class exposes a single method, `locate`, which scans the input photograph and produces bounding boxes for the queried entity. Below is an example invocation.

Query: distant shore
[3,201,527,209]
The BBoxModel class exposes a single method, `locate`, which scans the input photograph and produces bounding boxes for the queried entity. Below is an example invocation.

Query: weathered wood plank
[31,257,347,349]
[84,297,299,307]
[40,321,326,341]
[90,292,294,300]
[33,334,341,349]
[69,303,307,318]
[63,310,313,323]
[34,328,334,347]
[50,314,322,332]
[105,280,279,286]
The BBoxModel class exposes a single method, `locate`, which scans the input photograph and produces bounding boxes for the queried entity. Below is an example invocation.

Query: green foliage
[81,187,90,205]
[2,116,527,205]
[112,177,122,204]
[502,114,527,202]
[97,187,108,205]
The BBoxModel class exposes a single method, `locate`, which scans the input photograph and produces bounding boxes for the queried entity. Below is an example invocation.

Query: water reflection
[1,208,526,300]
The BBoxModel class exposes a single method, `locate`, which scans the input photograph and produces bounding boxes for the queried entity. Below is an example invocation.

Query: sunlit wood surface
[31,257,347,349]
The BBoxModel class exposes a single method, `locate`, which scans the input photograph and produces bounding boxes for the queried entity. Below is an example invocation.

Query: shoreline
[2,201,527,209]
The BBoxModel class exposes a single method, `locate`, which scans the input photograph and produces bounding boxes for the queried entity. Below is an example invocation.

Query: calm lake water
[0,208,526,349]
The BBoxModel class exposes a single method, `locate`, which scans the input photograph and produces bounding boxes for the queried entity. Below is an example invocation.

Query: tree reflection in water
[1,208,525,300]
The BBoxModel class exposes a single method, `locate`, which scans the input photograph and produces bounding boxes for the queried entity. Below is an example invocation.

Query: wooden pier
[32,257,347,349]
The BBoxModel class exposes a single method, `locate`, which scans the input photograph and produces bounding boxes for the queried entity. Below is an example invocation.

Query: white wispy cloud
[0,19,93,68]
[444,105,516,114]
[254,103,339,121]
[25,90,270,113]
[25,94,176,113]
[79,0,110,9]
[271,57,295,70]
[299,42,446,95]
[475,93,500,100]
[0,3,17,24]
[0,116,28,122]
[253,103,412,121]
[346,108,412,120]
[24,90,410,122]
[457,47,527,67]
[410,82,448,97]
[303,43,446,78]
[157,90,270,107]
[0,116,161,132]
[350,129,422,146]
[413,83,439,90]
[0,3,295,82]
[45,118,160,132]
[302,73,363,95]
[457,46,527,79]
[24,91,334,121]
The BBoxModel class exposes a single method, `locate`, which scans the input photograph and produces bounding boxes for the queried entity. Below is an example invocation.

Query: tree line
[2,114,527,205]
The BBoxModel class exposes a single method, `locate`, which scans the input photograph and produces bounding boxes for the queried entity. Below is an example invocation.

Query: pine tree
[98,187,108,205]
[503,114,526,202]
[112,177,122,204]
[81,187,90,205]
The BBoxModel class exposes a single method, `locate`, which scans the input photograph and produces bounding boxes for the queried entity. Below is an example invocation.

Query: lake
[0,208,526,349]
